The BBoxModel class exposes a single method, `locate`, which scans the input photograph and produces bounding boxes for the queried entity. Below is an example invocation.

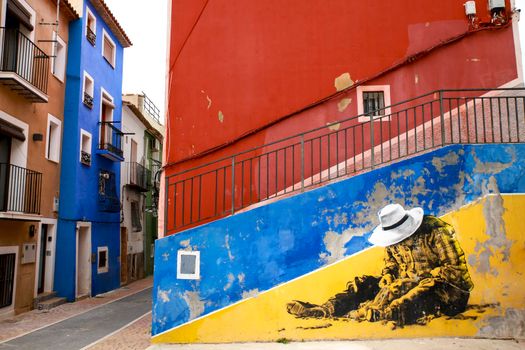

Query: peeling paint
[224,235,234,261]
[218,111,224,123]
[334,73,353,91]
[477,308,525,338]
[326,122,341,131]
[467,58,481,62]
[414,74,419,84]
[183,291,205,320]
[320,228,355,264]
[237,273,245,285]
[242,289,259,299]
[337,98,351,112]
[390,169,415,180]
[432,150,460,173]
[157,288,171,303]
[469,178,512,275]
[180,240,190,248]
[473,148,515,175]
[223,273,235,291]
[206,96,212,109]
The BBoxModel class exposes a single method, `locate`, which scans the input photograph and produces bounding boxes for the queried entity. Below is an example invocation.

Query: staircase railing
[165,88,525,235]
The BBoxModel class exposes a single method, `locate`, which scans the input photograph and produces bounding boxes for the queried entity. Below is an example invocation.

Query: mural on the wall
[287,203,474,327]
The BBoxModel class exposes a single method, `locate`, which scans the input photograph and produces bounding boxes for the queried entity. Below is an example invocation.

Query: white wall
[121,104,147,254]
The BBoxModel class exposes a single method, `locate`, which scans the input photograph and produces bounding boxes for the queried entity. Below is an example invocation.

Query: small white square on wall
[177,250,200,280]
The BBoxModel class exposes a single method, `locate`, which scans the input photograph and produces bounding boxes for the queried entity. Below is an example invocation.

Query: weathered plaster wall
[166,0,519,167]
[153,194,525,342]
[152,143,525,337]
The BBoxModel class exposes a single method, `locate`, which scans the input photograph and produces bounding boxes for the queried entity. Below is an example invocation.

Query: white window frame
[85,6,96,38]
[82,71,94,108]
[177,250,200,280]
[100,87,115,121]
[357,85,392,122]
[80,129,92,165]
[45,114,62,163]
[101,29,116,68]
[51,32,67,82]
[97,246,109,274]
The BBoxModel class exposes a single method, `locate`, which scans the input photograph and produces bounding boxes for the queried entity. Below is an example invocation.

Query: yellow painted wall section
[153,194,525,343]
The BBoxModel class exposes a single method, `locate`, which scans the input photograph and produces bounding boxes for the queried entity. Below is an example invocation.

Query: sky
[103,0,169,121]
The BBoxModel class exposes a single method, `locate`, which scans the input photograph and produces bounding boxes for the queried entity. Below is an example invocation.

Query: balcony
[124,162,150,192]
[97,121,124,161]
[0,163,42,215]
[0,27,49,103]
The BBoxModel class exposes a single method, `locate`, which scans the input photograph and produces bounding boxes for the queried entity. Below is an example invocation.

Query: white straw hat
[368,203,424,247]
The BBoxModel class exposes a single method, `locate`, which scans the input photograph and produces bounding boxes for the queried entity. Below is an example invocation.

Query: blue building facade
[55,0,131,301]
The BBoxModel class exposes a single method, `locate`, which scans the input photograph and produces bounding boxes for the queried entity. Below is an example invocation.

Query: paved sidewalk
[0,277,152,344]
[147,338,525,350]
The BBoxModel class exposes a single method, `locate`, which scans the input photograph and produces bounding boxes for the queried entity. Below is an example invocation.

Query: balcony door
[0,134,11,211]
[3,0,34,77]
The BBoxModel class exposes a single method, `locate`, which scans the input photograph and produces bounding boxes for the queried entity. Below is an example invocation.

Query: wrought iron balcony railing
[83,92,94,109]
[124,162,150,192]
[0,163,42,215]
[81,150,91,166]
[98,121,124,161]
[0,27,49,97]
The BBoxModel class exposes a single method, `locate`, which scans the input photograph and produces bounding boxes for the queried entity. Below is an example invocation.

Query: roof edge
[89,0,132,47]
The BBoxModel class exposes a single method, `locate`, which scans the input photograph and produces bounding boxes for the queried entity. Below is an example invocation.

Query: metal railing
[98,121,124,159]
[165,88,525,234]
[0,163,42,214]
[124,162,150,192]
[142,92,162,124]
[0,27,49,94]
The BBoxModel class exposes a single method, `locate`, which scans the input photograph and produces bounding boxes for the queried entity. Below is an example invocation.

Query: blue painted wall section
[152,144,525,335]
[55,0,125,301]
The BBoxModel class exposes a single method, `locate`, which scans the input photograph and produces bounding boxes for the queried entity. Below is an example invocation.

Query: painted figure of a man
[287,204,473,326]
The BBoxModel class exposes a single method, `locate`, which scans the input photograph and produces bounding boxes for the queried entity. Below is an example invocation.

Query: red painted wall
[165,0,520,234]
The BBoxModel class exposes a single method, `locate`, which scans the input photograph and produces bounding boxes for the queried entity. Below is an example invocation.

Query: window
[363,91,385,116]
[51,33,66,81]
[83,72,94,109]
[102,29,116,68]
[45,114,61,163]
[357,85,392,122]
[85,7,96,46]
[130,201,142,232]
[80,129,92,166]
[177,250,200,280]
[97,246,108,274]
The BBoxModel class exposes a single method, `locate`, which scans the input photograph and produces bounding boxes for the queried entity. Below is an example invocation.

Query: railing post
[231,156,235,214]
[370,115,375,169]
[300,135,305,192]
[439,90,445,146]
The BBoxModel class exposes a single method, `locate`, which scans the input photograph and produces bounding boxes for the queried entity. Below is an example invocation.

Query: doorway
[37,224,47,294]
[37,223,56,294]
[120,227,127,285]
[76,225,91,298]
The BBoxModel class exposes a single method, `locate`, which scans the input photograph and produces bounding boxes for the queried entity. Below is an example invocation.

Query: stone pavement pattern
[87,312,152,350]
